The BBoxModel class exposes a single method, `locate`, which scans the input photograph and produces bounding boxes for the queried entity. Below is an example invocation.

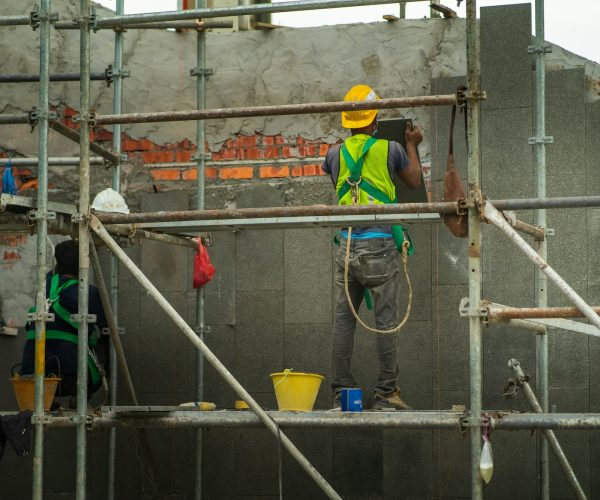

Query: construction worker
[20,240,108,406]
[322,84,423,410]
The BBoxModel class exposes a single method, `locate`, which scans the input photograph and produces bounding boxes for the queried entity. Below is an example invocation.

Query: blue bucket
[340,388,363,412]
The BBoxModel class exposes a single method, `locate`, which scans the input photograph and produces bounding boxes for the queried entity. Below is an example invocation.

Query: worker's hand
[405,123,423,147]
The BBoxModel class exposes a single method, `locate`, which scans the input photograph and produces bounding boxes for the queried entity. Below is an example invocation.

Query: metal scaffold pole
[31,1,52,498]
[76,1,92,498]
[194,6,208,498]
[466,0,483,498]
[533,0,550,497]
[107,0,125,498]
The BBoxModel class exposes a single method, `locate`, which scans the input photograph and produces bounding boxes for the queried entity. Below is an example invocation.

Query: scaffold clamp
[195,325,211,335]
[190,152,211,161]
[28,209,57,221]
[105,64,131,87]
[102,327,125,336]
[528,44,552,54]
[70,313,97,324]
[27,312,55,322]
[528,136,554,145]
[190,67,215,78]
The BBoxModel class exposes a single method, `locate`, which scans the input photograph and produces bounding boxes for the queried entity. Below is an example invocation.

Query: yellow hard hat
[341,84,380,129]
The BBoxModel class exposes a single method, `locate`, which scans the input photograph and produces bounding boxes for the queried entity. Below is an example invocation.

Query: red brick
[121,139,140,152]
[14,168,32,176]
[142,151,175,163]
[219,167,253,180]
[3,250,21,261]
[222,148,239,160]
[245,147,263,160]
[304,164,321,176]
[291,166,303,177]
[238,135,257,148]
[264,146,280,159]
[263,136,275,146]
[175,150,192,163]
[136,139,155,151]
[282,146,298,158]
[299,145,316,157]
[297,136,304,145]
[275,135,286,145]
[205,167,217,179]
[63,107,78,117]
[259,166,289,179]
[211,152,222,161]
[226,138,239,148]
[150,169,180,181]
[319,144,329,156]
[182,168,197,181]
[94,128,113,141]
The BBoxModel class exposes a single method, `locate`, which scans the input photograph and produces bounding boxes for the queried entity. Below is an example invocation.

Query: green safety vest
[335,134,413,255]
[26,273,101,386]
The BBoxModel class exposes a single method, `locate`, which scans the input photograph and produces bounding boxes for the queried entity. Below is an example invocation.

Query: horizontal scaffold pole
[489,306,600,320]
[49,120,120,165]
[0,72,107,83]
[94,195,600,225]
[0,157,105,166]
[54,19,233,30]
[95,0,424,28]
[0,15,31,26]
[93,94,458,126]
[0,114,30,124]
[18,410,600,431]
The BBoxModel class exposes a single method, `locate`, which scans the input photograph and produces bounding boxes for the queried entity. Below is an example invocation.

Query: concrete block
[585,101,600,195]
[201,231,235,325]
[481,4,532,110]
[548,327,589,390]
[283,323,332,409]
[202,324,238,408]
[590,336,600,412]
[432,423,470,497]
[235,229,284,291]
[234,182,285,209]
[283,429,333,500]
[432,285,469,391]
[481,107,535,199]
[383,430,433,499]
[234,429,279,496]
[235,291,283,392]
[587,207,600,290]
[202,429,236,499]
[546,207,588,284]
[284,228,332,324]
[406,224,432,321]
[332,429,383,497]
[397,321,433,410]
[433,223,469,286]
[431,76,469,183]
[546,68,585,177]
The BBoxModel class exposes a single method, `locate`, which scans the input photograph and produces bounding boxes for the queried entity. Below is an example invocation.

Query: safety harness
[26,274,102,386]
[336,137,413,334]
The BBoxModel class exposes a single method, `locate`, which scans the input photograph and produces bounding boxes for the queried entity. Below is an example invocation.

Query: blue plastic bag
[1,160,17,195]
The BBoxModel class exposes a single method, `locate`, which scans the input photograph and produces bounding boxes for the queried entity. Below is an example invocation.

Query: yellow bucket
[270,369,324,411]
[10,375,61,411]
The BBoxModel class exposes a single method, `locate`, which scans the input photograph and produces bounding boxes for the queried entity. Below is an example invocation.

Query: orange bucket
[10,374,61,411]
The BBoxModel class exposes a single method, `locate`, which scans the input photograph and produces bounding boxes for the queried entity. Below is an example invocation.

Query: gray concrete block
[548,279,588,308]
[406,224,432,321]
[432,285,469,391]
[546,207,588,284]
[433,223,469,286]
[432,424,470,497]
[383,430,433,499]
[431,76,469,183]
[481,4,532,110]
[203,231,235,325]
[397,321,433,410]
[332,429,383,497]
[585,101,600,196]
[235,182,285,209]
[202,324,238,408]
[548,328,589,390]
[235,290,283,392]
[283,323,332,409]
[235,229,284,291]
[590,337,600,412]
[587,208,600,289]
[481,107,535,199]
[284,228,332,324]
[546,68,585,177]
[202,429,236,499]
[283,429,333,500]
[234,429,279,496]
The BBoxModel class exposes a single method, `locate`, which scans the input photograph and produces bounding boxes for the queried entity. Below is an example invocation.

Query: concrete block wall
[2,4,600,499]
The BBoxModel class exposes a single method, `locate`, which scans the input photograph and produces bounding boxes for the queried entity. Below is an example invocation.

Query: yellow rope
[342,185,412,334]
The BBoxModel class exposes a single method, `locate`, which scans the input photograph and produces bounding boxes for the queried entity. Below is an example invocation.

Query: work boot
[372,389,412,411]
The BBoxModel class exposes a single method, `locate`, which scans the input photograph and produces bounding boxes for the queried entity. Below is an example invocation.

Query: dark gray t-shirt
[321,139,410,237]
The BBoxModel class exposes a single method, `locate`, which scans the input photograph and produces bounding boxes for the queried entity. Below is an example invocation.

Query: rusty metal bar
[103,224,200,249]
[489,306,600,320]
[93,94,457,126]
[0,114,30,124]
[49,120,120,165]
[0,15,31,26]
[502,211,544,240]
[509,359,587,500]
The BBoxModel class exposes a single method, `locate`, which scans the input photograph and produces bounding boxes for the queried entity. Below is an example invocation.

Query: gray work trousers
[332,237,401,396]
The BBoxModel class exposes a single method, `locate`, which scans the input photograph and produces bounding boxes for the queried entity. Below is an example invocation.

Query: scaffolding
[0,0,598,499]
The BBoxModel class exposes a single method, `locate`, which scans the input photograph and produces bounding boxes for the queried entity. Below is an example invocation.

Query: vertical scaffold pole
[107,1,125,499]
[194,10,208,499]
[32,0,52,498]
[76,1,92,498]
[466,1,483,498]
[533,0,549,498]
